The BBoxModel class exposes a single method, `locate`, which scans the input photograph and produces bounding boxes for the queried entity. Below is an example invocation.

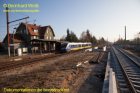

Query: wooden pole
[6,7,10,57]
[125,26,126,41]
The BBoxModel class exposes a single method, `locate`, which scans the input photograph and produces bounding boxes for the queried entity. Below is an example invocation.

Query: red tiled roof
[20,23,55,37]
[26,23,40,36]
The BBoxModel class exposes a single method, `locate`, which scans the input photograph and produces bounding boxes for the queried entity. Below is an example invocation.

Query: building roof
[3,34,24,43]
[26,23,40,36]
[39,26,55,37]
[30,39,61,44]
[20,23,40,36]
[0,42,3,48]
[20,23,55,37]
[31,39,56,42]
[0,42,2,46]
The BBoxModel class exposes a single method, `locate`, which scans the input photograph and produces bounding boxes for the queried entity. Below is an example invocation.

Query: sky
[0,0,140,42]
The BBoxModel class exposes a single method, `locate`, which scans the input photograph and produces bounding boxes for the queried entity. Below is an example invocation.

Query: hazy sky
[0,0,140,42]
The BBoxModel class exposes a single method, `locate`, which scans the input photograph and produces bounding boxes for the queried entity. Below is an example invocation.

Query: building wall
[16,24,30,42]
[44,27,54,40]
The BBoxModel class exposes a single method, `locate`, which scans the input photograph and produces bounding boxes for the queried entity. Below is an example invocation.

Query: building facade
[3,22,57,55]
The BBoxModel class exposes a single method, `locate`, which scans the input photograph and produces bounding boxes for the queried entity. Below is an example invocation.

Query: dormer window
[34,30,38,33]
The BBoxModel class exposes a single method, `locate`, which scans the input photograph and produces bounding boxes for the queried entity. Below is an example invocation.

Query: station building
[3,22,61,55]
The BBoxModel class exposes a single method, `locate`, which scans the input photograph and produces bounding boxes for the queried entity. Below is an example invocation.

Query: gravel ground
[124,49,140,57]
[0,53,55,63]
[0,51,108,93]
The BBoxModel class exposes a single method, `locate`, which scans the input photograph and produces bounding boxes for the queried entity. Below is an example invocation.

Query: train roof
[67,42,91,45]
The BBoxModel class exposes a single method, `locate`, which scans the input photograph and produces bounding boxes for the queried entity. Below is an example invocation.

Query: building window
[31,36,38,39]
[47,29,49,33]
[22,29,26,34]
[34,30,38,33]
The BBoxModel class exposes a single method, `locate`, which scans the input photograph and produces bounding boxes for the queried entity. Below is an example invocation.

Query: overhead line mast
[125,26,126,41]
[6,7,10,57]
[5,7,29,57]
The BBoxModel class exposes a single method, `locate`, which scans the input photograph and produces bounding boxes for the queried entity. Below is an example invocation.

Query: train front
[60,43,69,52]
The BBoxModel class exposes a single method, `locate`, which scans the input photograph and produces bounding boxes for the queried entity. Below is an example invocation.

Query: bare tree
[79,30,93,42]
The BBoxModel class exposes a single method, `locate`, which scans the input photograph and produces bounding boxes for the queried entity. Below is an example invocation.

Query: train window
[73,45,75,48]
[71,45,74,48]
[74,45,77,48]
[69,45,71,48]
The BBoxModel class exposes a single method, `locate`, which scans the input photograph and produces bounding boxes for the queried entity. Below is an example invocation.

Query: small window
[46,29,49,34]
[34,36,36,39]
[34,30,38,33]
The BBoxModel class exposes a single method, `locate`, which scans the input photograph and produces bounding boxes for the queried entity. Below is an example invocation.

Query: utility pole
[13,30,15,56]
[124,26,127,48]
[125,26,126,41]
[6,7,10,57]
[5,7,29,57]
[13,27,16,56]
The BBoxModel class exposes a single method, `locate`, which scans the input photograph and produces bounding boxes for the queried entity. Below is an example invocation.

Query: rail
[112,46,140,93]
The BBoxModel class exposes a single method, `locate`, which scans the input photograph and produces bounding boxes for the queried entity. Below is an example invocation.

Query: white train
[60,42,92,52]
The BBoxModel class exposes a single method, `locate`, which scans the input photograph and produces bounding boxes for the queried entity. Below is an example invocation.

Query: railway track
[111,46,140,93]
[88,51,105,64]
[0,54,60,72]
[0,50,85,72]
